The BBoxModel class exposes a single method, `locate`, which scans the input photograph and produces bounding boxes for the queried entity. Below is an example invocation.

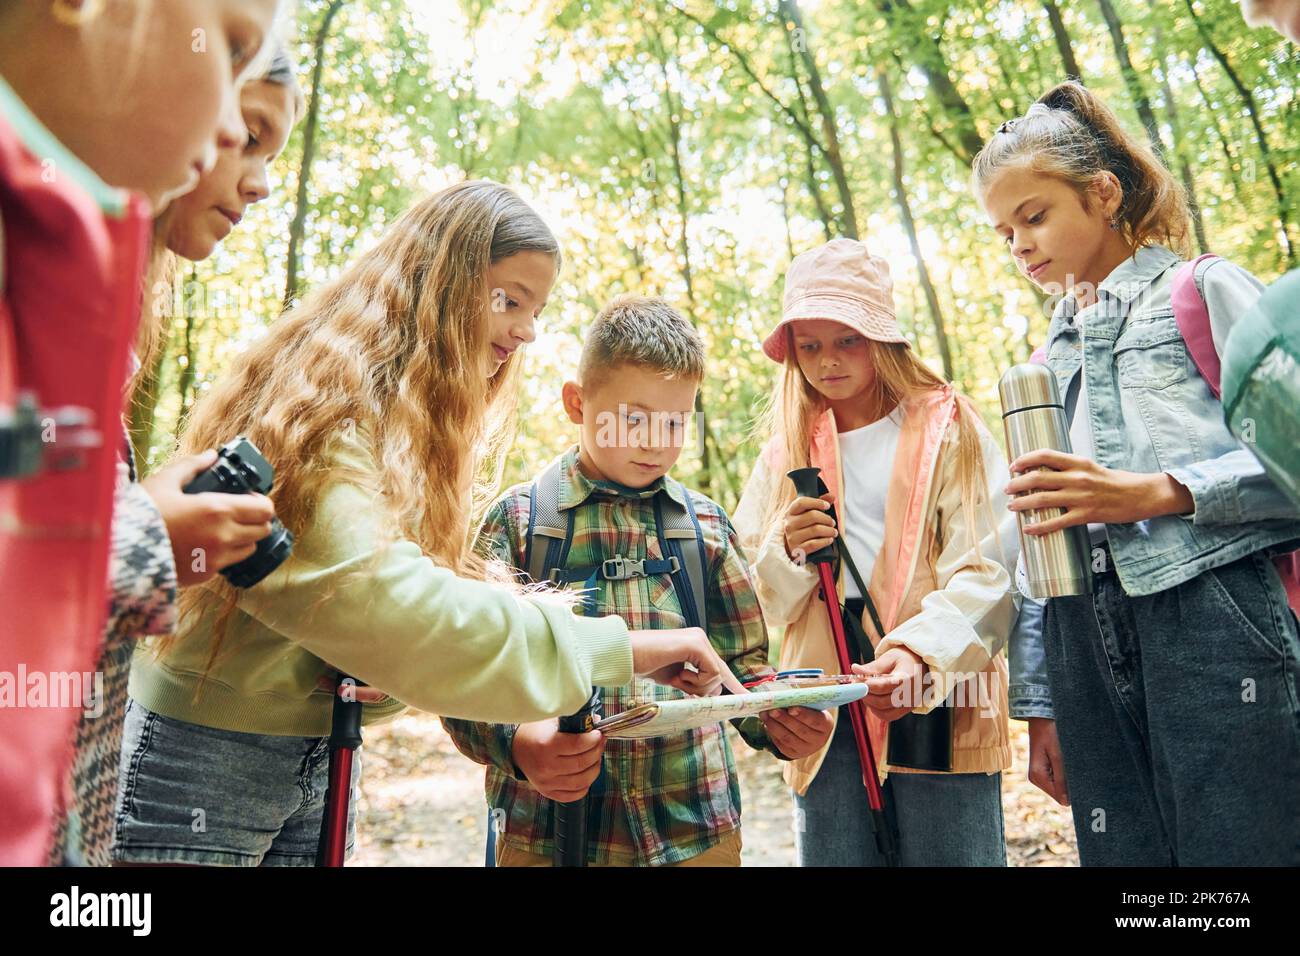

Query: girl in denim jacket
[973,81,1300,865]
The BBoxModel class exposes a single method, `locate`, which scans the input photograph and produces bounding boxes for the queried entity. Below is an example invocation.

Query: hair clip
[996,118,1018,135]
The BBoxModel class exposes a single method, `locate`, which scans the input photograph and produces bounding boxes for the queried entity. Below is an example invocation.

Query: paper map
[595,681,869,739]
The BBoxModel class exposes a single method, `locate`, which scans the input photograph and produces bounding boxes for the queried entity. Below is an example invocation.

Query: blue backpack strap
[526,460,705,624]
[522,480,540,577]
[524,458,570,585]
[653,478,709,632]
[508,458,602,863]
[489,470,560,869]
[525,457,598,613]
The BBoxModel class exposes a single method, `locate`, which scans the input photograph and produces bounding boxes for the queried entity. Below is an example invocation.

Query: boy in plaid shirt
[443,295,833,866]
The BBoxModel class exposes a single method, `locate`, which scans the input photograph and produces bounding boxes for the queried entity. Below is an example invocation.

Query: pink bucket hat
[762,237,909,363]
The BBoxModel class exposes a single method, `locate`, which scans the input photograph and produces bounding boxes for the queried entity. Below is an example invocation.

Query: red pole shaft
[321,747,354,868]
[815,561,887,812]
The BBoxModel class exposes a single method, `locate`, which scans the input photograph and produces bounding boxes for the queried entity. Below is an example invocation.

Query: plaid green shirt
[443,446,777,866]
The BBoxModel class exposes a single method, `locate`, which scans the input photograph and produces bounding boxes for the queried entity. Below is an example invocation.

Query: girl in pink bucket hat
[734,237,1018,866]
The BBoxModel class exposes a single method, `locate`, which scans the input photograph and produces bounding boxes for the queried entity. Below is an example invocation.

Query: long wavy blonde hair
[754,331,993,567]
[171,180,559,658]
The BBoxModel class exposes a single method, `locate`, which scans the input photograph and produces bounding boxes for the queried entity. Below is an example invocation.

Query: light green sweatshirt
[128,433,633,736]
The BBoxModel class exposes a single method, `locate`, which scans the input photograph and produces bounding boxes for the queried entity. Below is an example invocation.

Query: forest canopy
[131,0,1299,515]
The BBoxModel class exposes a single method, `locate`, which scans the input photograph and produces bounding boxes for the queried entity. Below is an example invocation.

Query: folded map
[594,677,869,739]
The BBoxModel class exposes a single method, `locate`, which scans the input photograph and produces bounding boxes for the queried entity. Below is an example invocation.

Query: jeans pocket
[1204,557,1291,662]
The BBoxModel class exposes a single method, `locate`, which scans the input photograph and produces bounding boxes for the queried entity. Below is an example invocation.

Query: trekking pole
[787,467,899,866]
[552,688,601,867]
[316,673,364,867]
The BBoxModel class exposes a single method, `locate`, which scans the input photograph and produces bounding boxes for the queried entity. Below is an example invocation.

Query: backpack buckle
[601,556,644,580]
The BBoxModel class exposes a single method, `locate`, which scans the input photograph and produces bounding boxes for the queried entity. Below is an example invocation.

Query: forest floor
[350,713,1079,867]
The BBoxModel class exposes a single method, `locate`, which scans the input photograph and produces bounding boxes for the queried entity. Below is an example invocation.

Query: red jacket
[0,81,150,864]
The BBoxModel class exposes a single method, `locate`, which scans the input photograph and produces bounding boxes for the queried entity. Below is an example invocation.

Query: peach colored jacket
[733,387,1019,796]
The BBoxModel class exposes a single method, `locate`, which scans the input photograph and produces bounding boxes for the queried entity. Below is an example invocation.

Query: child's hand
[852,647,927,722]
[1027,717,1070,806]
[511,718,605,802]
[761,706,834,759]
[1005,450,1194,532]
[141,450,277,587]
[782,492,837,562]
[630,628,749,696]
[314,676,391,704]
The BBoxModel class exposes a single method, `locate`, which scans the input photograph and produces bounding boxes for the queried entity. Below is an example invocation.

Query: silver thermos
[998,363,1093,598]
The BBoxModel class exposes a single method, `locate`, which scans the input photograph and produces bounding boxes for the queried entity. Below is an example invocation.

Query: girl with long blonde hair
[114,180,737,866]
[734,237,1017,866]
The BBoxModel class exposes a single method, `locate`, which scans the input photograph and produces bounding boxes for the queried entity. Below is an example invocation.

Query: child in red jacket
[0,0,283,865]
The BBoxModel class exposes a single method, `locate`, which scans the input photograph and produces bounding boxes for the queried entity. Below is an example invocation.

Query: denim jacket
[1008,246,1300,719]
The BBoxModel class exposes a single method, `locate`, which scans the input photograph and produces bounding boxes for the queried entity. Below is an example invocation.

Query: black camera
[182,436,293,588]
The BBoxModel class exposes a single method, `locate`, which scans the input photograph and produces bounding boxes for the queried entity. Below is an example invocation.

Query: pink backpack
[1028,254,1299,612]
[1171,255,1300,613]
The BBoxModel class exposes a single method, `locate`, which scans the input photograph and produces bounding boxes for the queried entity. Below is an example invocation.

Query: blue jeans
[1043,550,1300,866]
[793,718,1006,866]
[113,698,360,866]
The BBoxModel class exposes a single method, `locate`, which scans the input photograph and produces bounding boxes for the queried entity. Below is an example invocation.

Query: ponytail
[972,81,1191,257]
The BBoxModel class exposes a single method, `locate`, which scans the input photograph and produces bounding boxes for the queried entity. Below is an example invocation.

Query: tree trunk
[1183,0,1295,265]
[1095,0,1163,150]
[174,265,200,440]
[128,344,167,471]
[1041,0,1083,80]
[1189,58,1245,200]
[777,0,858,238]
[283,0,347,309]
[1165,86,1209,254]
[991,24,1034,108]
[1147,7,1208,252]
[646,29,713,496]
[781,50,836,240]
[876,0,984,164]
[778,170,797,261]
[665,3,823,157]
[666,0,847,243]
[879,69,954,382]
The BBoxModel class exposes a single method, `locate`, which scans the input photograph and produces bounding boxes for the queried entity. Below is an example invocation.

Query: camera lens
[221,519,295,588]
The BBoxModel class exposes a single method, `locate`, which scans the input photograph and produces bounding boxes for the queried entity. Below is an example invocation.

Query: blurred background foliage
[132,0,1298,517]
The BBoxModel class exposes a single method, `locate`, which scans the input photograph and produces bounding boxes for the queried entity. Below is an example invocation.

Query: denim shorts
[113,698,360,866]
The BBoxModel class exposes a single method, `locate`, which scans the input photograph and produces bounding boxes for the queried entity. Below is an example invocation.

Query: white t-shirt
[836,407,904,599]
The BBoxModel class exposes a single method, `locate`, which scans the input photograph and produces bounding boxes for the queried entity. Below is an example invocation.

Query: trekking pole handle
[330,676,365,750]
[557,688,601,734]
[787,467,837,565]
[553,688,601,867]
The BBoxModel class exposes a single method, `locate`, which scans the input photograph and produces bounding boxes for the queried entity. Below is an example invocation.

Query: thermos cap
[999,363,1063,417]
